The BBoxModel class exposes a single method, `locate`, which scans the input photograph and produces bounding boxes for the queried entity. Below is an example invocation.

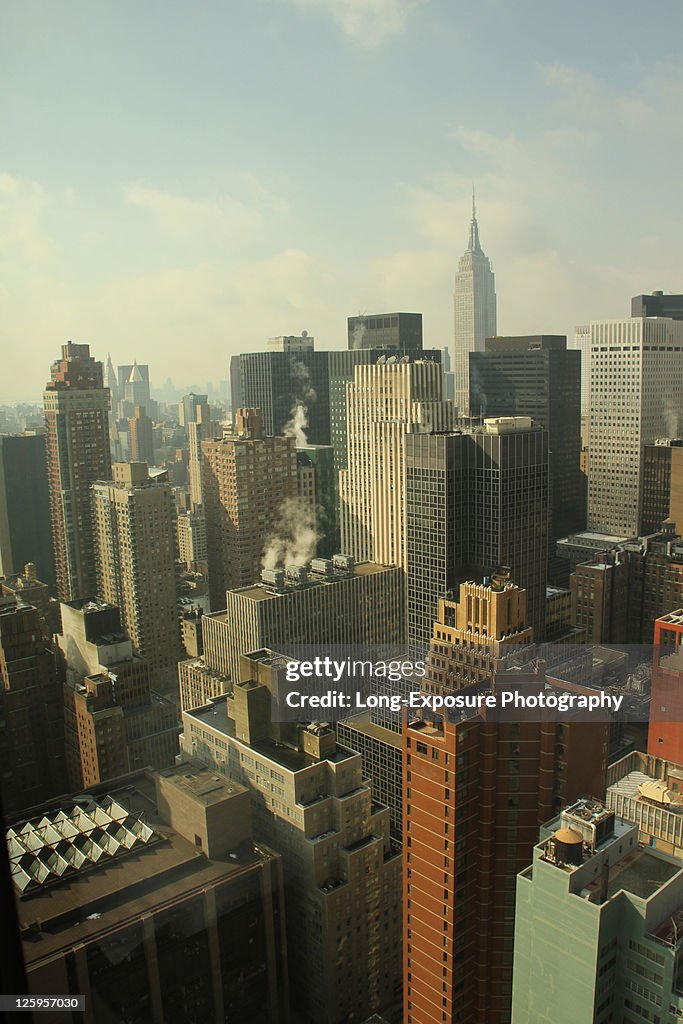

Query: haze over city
[3,0,683,401]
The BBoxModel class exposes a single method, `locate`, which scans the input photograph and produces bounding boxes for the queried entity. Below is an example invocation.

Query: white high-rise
[587,316,683,537]
[339,357,456,566]
[453,190,497,415]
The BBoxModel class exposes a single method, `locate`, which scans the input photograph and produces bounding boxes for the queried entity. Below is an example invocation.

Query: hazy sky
[2,0,683,401]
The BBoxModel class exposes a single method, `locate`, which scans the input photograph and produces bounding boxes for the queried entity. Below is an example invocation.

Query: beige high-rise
[92,462,180,690]
[201,408,298,610]
[339,359,456,567]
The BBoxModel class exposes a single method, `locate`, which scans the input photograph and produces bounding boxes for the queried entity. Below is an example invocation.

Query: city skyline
[3,0,683,401]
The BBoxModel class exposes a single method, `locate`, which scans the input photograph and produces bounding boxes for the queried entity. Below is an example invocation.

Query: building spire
[467,184,483,255]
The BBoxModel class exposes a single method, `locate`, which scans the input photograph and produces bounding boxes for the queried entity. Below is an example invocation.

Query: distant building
[208,556,404,687]
[640,439,683,535]
[10,764,289,1024]
[586,315,683,536]
[119,361,152,418]
[201,409,298,610]
[340,358,456,567]
[182,650,402,1024]
[177,507,208,570]
[0,598,67,817]
[347,312,423,352]
[296,443,337,557]
[92,463,181,691]
[0,432,56,590]
[1,562,54,637]
[512,799,683,1024]
[631,289,683,320]
[267,331,315,352]
[470,335,584,568]
[453,192,497,414]
[178,391,210,428]
[44,343,112,601]
[232,349,331,445]
[406,417,549,650]
[128,405,155,464]
[337,711,403,839]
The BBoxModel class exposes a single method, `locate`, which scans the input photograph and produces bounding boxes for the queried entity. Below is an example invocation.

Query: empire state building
[453,190,497,414]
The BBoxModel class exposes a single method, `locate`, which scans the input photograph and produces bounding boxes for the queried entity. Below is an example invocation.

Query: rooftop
[11,772,271,966]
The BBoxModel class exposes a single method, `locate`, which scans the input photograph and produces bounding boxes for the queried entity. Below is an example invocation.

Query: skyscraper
[453,190,497,414]
[403,663,607,1024]
[470,335,584,561]
[117,361,152,417]
[232,347,331,444]
[586,315,683,536]
[43,342,112,601]
[128,405,155,464]
[347,312,423,352]
[631,289,683,319]
[0,431,56,590]
[640,438,683,534]
[91,462,180,690]
[340,358,457,567]
[405,417,549,650]
[0,597,67,817]
[201,409,298,610]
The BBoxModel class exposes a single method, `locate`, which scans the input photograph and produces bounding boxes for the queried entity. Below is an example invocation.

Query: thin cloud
[290,0,427,47]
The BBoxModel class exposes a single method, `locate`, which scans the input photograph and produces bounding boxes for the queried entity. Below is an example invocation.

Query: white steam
[284,403,308,447]
[262,496,319,571]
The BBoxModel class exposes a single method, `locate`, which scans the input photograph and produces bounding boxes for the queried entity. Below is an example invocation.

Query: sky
[2,0,683,401]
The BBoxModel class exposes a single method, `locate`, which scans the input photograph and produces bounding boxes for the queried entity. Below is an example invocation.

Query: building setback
[181,649,402,1024]
[9,764,289,1024]
[512,799,683,1024]
[43,343,112,601]
[91,462,181,691]
[58,600,180,789]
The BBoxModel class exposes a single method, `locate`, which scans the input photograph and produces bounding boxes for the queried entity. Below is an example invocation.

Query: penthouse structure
[182,650,402,1024]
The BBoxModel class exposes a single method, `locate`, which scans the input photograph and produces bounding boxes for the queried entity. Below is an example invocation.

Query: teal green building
[512,798,683,1023]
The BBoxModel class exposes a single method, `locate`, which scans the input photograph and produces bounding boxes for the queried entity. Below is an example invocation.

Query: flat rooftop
[229,561,391,602]
[604,848,680,901]
[156,761,248,806]
[339,711,402,749]
[11,772,269,967]
[185,698,356,771]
